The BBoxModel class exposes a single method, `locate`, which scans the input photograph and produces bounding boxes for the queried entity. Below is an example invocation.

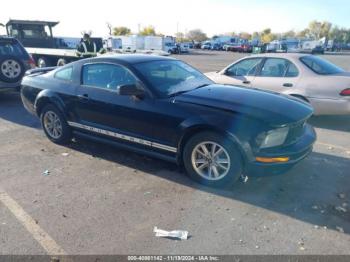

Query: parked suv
[0,37,35,91]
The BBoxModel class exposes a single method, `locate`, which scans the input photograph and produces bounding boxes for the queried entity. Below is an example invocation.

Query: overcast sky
[1,0,349,37]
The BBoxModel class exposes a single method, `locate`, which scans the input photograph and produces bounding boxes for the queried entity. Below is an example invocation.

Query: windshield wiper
[168,90,190,97]
[195,84,210,89]
[168,84,211,97]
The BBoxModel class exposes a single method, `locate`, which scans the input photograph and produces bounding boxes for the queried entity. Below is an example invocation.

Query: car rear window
[285,63,299,77]
[0,39,29,58]
[300,55,344,75]
[55,67,73,81]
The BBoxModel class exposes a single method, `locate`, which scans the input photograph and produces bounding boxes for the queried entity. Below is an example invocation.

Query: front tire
[40,104,71,144]
[183,132,243,188]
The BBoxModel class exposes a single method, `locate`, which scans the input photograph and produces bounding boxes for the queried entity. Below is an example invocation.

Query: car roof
[249,53,308,59]
[6,19,59,27]
[0,36,16,40]
[91,54,176,65]
[0,36,19,44]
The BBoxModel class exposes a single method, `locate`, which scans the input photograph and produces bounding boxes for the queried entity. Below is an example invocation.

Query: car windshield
[134,60,213,97]
[300,55,344,75]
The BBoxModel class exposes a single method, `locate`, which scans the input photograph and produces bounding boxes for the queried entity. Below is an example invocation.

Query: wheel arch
[288,93,310,103]
[177,124,248,167]
[34,90,67,117]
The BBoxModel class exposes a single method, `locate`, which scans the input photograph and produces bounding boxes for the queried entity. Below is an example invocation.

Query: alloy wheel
[191,141,231,181]
[43,111,62,139]
[1,60,21,79]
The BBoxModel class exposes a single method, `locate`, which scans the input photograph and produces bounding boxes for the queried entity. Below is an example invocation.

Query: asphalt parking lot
[0,50,350,255]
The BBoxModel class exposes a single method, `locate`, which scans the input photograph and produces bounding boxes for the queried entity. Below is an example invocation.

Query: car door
[217,57,264,87]
[251,57,300,93]
[72,62,157,144]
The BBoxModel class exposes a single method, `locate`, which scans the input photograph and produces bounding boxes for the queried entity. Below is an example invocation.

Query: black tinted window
[21,25,51,39]
[82,64,137,90]
[300,56,344,75]
[226,58,263,76]
[0,40,27,58]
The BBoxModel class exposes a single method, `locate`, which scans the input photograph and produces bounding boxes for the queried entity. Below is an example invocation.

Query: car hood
[205,71,219,76]
[174,84,313,126]
[204,71,222,80]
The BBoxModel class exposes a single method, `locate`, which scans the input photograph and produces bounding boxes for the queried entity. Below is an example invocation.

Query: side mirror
[224,68,245,77]
[223,69,235,76]
[116,84,145,97]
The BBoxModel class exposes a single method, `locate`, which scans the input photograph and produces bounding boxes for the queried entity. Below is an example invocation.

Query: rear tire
[0,56,25,83]
[183,132,243,188]
[57,58,67,67]
[40,104,71,144]
[37,57,50,68]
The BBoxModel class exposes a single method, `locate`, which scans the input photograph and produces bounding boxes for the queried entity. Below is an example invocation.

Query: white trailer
[144,36,163,51]
[116,35,145,51]
[301,37,325,51]
[144,36,176,53]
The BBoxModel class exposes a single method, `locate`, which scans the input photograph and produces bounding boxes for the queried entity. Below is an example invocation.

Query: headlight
[257,127,289,149]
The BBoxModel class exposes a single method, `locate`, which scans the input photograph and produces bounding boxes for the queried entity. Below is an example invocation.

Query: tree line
[109,20,350,44]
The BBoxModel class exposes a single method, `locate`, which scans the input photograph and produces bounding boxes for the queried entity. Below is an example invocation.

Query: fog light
[256,157,290,163]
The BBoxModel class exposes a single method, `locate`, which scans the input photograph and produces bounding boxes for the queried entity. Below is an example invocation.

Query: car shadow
[0,92,41,129]
[308,115,350,132]
[67,137,350,235]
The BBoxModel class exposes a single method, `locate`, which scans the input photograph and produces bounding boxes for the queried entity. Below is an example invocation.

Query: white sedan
[205,53,350,115]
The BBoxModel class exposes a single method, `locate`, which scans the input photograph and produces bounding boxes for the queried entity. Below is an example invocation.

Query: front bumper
[20,90,37,116]
[245,124,316,176]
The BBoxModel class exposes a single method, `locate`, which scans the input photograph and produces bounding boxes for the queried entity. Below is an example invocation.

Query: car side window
[82,63,137,90]
[0,42,25,57]
[259,58,290,77]
[226,58,263,77]
[54,67,73,81]
[285,62,299,77]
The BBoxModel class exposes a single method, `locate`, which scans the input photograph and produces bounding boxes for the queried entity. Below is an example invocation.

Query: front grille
[284,121,306,146]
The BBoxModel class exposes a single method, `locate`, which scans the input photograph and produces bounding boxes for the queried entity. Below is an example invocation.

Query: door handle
[242,80,251,84]
[283,83,293,87]
[77,94,89,101]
